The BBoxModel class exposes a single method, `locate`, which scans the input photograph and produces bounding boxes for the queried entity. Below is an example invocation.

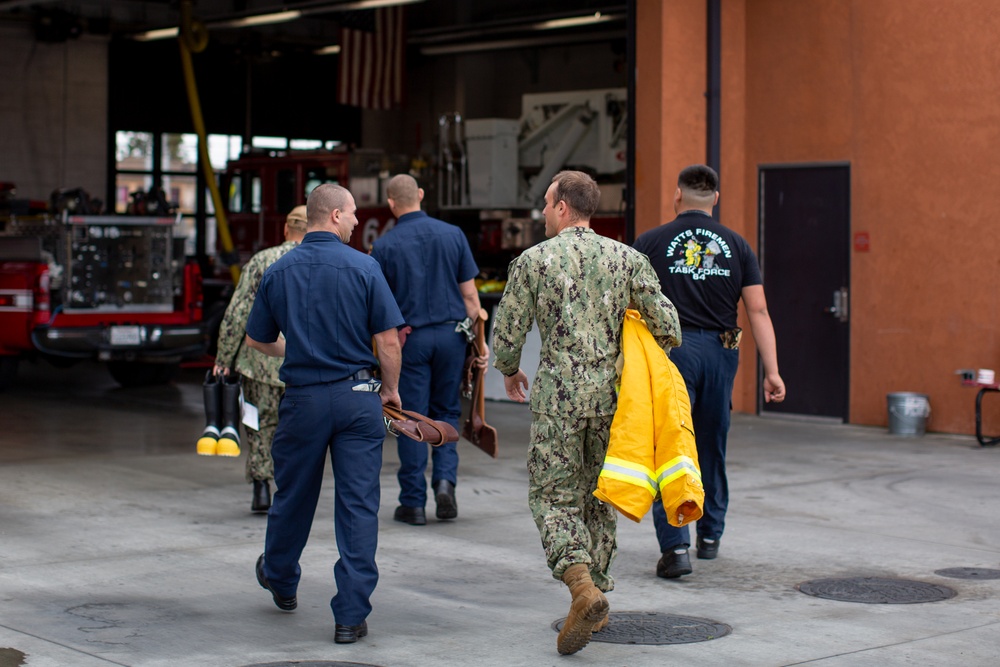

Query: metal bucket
[887,392,930,436]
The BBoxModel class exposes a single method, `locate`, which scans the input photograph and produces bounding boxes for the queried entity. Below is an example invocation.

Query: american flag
[337,7,405,110]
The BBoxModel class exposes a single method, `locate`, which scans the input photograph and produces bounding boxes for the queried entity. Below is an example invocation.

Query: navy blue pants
[261,379,384,626]
[396,323,466,508]
[653,328,739,551]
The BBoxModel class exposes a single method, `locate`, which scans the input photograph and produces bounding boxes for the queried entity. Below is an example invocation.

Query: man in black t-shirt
[633,165,786,579]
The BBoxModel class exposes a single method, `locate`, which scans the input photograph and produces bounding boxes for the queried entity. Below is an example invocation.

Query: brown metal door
[758,165,850,420]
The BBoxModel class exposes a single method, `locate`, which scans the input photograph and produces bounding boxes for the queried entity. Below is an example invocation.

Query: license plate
[110,325,142,346]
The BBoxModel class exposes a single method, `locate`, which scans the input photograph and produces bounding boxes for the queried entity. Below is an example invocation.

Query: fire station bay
[1,2,999,667]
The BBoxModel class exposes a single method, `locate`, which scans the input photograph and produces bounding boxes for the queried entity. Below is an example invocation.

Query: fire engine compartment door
[63,215,177,313]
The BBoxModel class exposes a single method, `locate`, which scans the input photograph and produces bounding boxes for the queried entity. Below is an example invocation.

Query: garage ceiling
[0,0,627,54]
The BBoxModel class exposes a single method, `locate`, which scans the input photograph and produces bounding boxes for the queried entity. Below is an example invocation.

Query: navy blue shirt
[370,210,479,329]
[246,231,405,387]
[633,211,762,331]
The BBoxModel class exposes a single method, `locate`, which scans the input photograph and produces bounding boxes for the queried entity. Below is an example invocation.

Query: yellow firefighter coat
[594,309,704,526]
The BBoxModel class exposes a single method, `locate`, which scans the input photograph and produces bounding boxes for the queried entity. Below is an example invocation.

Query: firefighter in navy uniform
[246,184,404,644]
[632,164,786,579]
[371,174,482,525]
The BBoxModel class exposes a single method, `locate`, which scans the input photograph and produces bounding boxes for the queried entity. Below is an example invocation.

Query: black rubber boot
[216,373,242,457]
[433,479,458,520]
[196,371,222,455]
[252,479,271,514]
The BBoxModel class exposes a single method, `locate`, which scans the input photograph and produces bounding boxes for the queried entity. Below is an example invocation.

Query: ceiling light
[134,26,180,41]
[221,10,301,28]
[534,12,613,31]
[421,29,626,56]
[315,44,341,55]
[129,0,426,42]
[333,0,424,8]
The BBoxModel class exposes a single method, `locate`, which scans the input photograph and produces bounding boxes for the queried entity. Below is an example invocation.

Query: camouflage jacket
[492,226,681,417]
[215,241,299,386]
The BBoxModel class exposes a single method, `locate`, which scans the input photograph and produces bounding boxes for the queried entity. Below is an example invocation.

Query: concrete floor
[1,360,999,667]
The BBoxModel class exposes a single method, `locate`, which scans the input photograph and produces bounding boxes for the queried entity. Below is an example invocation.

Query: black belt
[681,326,724,334]
[347,369,375,381]
[413,321,461,328]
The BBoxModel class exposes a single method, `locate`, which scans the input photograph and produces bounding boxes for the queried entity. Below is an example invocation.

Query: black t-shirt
[633,211,762,330]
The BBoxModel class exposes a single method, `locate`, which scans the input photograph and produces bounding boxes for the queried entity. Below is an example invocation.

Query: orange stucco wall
[720,0,751,413]
[636,0,1000,434]
[634,0,706,236]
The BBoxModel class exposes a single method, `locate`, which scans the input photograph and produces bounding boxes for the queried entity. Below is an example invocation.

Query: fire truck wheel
[0,356,18,392]
[107,361,179,388]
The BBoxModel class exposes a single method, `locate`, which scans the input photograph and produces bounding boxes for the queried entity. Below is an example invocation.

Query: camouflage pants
[528,411,617,592]
[241,377,283,483]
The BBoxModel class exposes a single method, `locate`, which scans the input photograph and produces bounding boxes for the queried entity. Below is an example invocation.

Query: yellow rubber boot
[196,429,219,456]
[197,370,221,455]
[216,373,242,457]
[557,564,609,655]
[215,433,240,457]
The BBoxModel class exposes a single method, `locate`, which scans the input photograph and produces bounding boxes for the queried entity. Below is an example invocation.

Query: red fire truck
[0,212,206,389]
[219,148,397,263]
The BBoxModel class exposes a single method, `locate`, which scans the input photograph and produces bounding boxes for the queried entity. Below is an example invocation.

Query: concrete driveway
[1,361,998,666]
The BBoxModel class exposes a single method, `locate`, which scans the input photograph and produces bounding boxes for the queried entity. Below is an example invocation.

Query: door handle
[824,287,849,323]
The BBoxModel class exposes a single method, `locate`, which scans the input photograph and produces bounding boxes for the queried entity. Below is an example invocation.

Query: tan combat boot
[557,564,609,655]
[592,614,610,632]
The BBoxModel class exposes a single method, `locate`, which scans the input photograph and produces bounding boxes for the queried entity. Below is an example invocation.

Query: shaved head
[386,174,421,208]
[307,184,352,229]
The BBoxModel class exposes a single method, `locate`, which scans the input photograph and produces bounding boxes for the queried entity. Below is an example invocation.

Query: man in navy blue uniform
[633,165,786,579]
[371,174,481,525]
[245,183,404,644]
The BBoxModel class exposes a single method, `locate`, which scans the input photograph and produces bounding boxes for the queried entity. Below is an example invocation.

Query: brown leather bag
[382,405,459,447]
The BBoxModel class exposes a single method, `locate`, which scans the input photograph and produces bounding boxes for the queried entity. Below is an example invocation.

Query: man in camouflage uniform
[492,171,681,656]
[214,206,307,513]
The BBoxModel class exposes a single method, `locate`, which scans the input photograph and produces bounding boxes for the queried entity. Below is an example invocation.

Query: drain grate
[244,663,383,667]
[934,567,1000,580]
[552,611,731,645]
[798,577,956,603]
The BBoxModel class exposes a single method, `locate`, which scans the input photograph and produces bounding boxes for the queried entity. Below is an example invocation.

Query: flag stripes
[337,7,404,110]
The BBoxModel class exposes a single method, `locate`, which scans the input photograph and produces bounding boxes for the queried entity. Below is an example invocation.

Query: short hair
[550,170,600,220]
[306,183,351,228]
[386,174,420,207]
[285,205,308,232]
[677,165,719,205]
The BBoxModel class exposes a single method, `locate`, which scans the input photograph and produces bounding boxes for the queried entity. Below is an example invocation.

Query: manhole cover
[934,567,1000,580]
[552,611,731,645]
[798,577,956,603]
[244,663,382,667]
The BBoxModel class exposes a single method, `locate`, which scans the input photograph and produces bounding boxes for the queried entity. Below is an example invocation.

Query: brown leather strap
[383,405,459,445]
